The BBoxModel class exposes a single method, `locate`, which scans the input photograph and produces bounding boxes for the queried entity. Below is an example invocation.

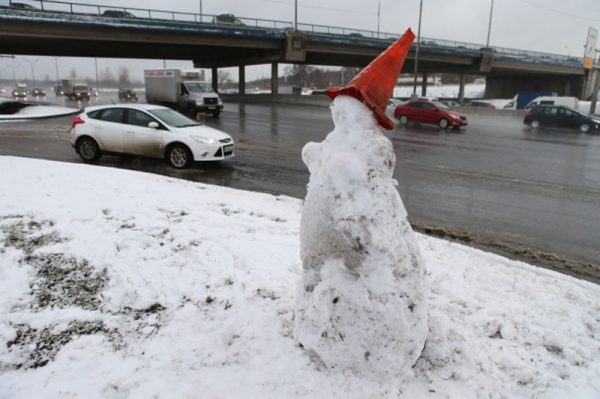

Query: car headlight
[218,99,223,105]
[192,136,218,145]
[195,100,203,106]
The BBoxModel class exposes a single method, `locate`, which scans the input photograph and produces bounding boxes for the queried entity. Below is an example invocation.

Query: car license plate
[223,145,233,155]
[209,106,216,110]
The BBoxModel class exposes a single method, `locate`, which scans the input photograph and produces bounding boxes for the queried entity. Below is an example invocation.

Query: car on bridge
[70,104,235,169]
[101,9,136,19]
[394,99,467,129]
[5,2,39,11]
[523,105,600,133]
[212,13,245,26]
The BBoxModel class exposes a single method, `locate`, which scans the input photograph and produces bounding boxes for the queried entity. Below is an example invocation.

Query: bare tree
[217,70,231,86]
[117,66,131,88]
[100,66,115,86]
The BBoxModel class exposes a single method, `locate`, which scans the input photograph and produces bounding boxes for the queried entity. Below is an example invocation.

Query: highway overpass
[0,1,592,99]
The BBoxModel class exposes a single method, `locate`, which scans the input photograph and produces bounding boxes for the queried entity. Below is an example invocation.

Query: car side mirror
[148,121,159,129]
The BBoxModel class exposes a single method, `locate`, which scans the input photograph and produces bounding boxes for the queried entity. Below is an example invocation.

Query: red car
[394,99,467,129]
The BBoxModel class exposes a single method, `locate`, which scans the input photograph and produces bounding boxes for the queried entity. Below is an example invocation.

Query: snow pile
[0,104,80,120]
[296,96,427,384]
[393,83,485,99]
[0,157,599,398]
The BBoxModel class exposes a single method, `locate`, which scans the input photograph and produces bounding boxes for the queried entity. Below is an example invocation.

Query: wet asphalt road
[1,97,600,281]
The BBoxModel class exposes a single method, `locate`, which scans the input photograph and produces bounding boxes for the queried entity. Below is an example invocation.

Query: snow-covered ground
[0,156,599,398]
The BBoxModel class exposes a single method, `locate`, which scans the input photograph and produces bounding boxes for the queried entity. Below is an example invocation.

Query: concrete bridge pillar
[582,69,600,100]
[458,71,466,104]
[421,73,428,97]
[239,65,245,95]
[212,67,218,93]
[271,62,279,94]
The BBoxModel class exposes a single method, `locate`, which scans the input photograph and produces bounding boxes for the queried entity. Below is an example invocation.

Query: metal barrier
[4,0,583,67]
[6,0,293,29]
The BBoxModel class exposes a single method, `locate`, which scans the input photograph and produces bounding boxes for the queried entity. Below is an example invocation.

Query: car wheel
[438,118,449,129]
[398,115,408,125]
[580,123,590,133]
[77,137,101,163]
[530,120,540,129]
[166,144,192,169]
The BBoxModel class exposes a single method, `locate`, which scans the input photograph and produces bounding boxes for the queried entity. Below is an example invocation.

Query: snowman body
[295,95,428,381]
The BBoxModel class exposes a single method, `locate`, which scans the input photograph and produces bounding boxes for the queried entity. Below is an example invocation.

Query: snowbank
[0,156,599,398]
[393,83,485,99]
[0,104,80,120]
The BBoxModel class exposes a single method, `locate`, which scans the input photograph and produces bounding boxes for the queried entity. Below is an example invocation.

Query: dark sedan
[32,88,46,97]
[118,89,138,102]
[523,105,600,133]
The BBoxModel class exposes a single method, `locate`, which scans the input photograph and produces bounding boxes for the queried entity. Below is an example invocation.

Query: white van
[525,96,579,110]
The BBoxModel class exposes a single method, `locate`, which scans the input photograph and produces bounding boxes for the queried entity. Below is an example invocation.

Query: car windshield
[148,108,200,128]
[433,101,449,110]
[572,109,590,117]
[186,83,215,93]
[74,85,88,91]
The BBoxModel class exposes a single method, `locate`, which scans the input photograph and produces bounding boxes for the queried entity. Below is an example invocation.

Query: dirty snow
[0,156,599,398]
[297,96,428,384]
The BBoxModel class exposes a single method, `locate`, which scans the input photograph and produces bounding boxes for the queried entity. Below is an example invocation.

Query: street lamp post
[412,0,423,95]
[199,0,202,21]
[10,64,18,85]
[377,1,380,36]
[485,0,494,49]
[294,0,298,30]
[54,57,60,82]
[94,57,99,93]
[24,58,39,87]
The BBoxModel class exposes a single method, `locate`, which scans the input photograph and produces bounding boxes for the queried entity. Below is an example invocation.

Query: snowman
[294,29,428,383]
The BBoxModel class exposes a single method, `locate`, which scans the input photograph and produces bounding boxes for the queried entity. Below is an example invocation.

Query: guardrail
[6,0,293,29]
[4,0,583,67]
[297,22,582,65]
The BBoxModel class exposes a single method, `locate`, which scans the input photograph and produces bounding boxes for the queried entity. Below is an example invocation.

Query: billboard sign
[583,27,598,69]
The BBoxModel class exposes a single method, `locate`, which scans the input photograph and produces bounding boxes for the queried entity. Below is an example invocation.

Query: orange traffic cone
[326,28,415,130]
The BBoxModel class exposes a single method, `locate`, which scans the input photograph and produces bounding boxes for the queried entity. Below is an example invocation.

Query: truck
[503,91,556,110]
[144,69,223,117]
[62,78,91,100]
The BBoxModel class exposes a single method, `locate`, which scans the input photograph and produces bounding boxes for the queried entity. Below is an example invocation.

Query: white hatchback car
[70,104,234,168]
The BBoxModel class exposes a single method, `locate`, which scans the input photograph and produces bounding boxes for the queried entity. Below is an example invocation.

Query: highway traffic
[1,98,599,282]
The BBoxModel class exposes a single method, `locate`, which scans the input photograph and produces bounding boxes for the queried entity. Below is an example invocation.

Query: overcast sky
[1,0,600,84]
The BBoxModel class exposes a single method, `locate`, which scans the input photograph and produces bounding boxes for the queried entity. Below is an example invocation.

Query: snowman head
[331,96,378,132]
